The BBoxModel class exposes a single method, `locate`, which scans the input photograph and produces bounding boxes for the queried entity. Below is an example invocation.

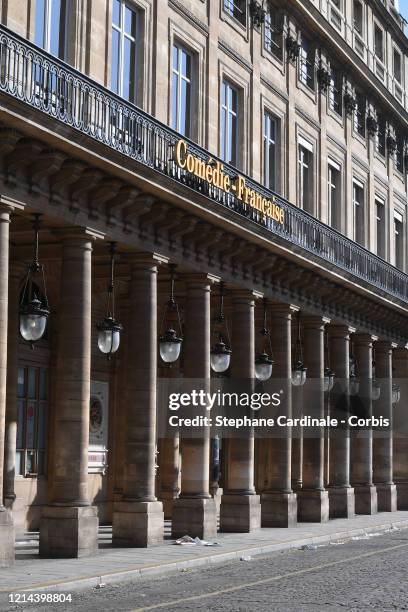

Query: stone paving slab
[1,511,408,593]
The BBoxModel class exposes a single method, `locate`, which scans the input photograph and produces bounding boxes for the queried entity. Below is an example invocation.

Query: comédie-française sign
[175,139,285,225]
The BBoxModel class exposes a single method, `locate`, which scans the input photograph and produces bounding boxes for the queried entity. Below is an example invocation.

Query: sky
[400,0,408,24]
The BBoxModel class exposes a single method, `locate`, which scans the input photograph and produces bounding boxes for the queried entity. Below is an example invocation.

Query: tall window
[299,37,314,89]
[396,134,405,173]
[375,197,386,259]
[223,0,246,26]
[298,138,313,212]
[329,68,343,116]
[264,9,282,59]
[111,0,139,103]
[393,48,403,102]
[353,92,366,137]
[394,212,404,269]
[352,179,365,245]
[328,160,341,229]
[353,0,363,34]
[16,366,48,477]
[220,80,238,166]
[376,115,386,156]
[35,0,67,59]
[374,24,384,62]
[263,112,277,191]
[172,44,192,137]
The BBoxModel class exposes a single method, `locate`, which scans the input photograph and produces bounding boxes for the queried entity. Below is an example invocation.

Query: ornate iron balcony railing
[0,25,407,304]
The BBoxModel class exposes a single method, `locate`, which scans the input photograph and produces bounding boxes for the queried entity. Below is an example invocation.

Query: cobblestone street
[3,528,408,611]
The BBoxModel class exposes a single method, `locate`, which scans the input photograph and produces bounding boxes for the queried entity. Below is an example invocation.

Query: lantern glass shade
[19,298,49,342]
[371,380,381,401]
[324,367,335,392]
[159,328,182,363]
[211,340,231,373]
[349,376,360,396]
[97,316,122,355]
[255,353,274,381]
[292,361,307,386]
[392,384,401,404]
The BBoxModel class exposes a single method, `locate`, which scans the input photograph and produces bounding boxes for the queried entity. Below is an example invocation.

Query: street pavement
[2,528,408,611]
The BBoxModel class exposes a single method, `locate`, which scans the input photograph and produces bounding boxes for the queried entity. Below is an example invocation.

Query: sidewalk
[1,511,408,593]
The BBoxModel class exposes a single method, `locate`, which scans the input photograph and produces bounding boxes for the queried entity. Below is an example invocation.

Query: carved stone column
[327,325,355,518]
[393,347,408,509]
[3,261,24,507]
[112,254,165,546]
[373,341,397,512]
[220,291,261,532]
[40,229,100,558]
[172,275,217,539]
[261,304,297,528]
[297,316,329,522]
[352,334,378,514]
[0,204,15,568]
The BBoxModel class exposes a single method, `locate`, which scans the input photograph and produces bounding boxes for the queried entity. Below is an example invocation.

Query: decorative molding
[260,75,289,103]
[168,0,209,35]
[218,39,253,73]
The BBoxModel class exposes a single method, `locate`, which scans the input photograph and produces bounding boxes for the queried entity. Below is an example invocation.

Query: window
[264,9,282,59]
[220,80,238,166]
[352,179,365,245]
[35,0,67,59]
[223,0,246,26]
[298,137,313,213]
[396,134,405,173]
[263,112,278,191]
[111,0,140,103]
[16,367,48,477]
[375,197,386,259]
[374,25,384,61]
[172,44,192,137]
[328,160,341,229]
[299,37,314,90]
[353,0,363,34]
[329,0,343,31]
[393,48,403,102]
[376,115,386,156]
[394,211,404,269]
[353,92,366,137]
[329,68,343,116]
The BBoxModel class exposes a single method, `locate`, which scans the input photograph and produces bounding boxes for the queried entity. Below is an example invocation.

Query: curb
[2,518,408,593]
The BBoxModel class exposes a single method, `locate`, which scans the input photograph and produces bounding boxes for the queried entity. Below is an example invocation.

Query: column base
[297,489,329,523]
[112,501,164,547]
[172,497,217,539]
[376,484,397,512]
[396,482,408,510]
[220,494,261,532]
[261,492,297,528]
[354,485,378,515]
[328,487,355,519]
[39,506,98,558]
[159,493,179,520]
[0,508,14,567]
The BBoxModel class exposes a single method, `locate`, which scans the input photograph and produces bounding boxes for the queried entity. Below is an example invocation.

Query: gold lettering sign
[175,140,285,225]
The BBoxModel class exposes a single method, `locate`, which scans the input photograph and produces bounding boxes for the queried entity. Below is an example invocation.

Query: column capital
[302,315,331,329]
[230,288,262,303]
[328,324,356,339]
[353,333,378,347]
[269,302,299,318]
[128,251,168,269]
[0,195,25,213]
[54,226,105,244]
[181,273,220,287]
[375,341,397,353]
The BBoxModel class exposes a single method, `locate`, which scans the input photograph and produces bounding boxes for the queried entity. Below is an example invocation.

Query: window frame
[297,136,314,213]
[375,195,386,260]
[263,110,278,192]
[394,210,405,270]
[111,0,141,104]
[171,42,193,138]
[34,0,69,59]
[220,79,239,167]
[222,0,247,27]
[298,36,315,91]
[328,159,341,229]
[352,178,365,246]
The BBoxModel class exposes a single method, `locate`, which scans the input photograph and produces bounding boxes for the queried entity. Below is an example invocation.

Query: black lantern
[96,242,122,357]
[159,263,183,364]
[19,214,49,347]
[211,282,232,374]
[255,298,274,381]
[324,328,335,392]
[349,350,360,395]
[392,382,401,404]
[292,312,307,386]
[371,359,381,401]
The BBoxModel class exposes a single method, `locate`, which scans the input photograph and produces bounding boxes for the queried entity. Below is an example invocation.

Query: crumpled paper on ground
[174,535,220,546]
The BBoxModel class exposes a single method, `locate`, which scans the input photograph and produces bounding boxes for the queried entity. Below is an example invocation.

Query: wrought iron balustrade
[0,25,407,304]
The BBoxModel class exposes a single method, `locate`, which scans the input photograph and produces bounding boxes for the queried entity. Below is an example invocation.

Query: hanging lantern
[349,352,360,395]
[211,282,232,374]
[96,242,123,357]
[371,360,381,400]
[19,214,50,347]
[159,263,183,364]
[255,298,274,381]
[323,328,335,392]
[392,383,401,404]
[292,312,307,386]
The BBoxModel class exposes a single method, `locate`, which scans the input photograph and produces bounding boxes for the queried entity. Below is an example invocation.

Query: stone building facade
[0,0,408,564]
